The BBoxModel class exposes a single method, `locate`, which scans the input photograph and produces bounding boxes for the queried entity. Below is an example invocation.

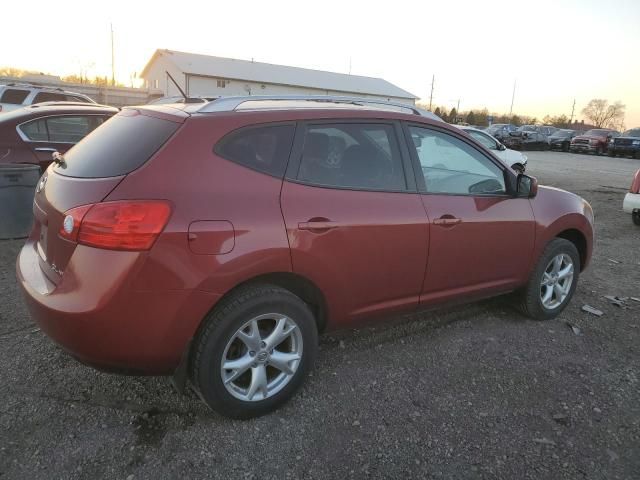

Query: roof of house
[141,49,417,100]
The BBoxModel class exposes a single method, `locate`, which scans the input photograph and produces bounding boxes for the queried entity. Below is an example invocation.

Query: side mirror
[517,174,538,198]
[497,143,506,151]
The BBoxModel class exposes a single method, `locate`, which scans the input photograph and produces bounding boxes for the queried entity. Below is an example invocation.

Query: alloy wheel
[540,253,574,310]
[220,314,303,402]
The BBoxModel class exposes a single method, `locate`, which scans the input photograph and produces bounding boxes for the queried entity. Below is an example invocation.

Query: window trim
[16,114,111,144]
[402,122,517,197]
[284,119,416,194]
[213,121,297,179]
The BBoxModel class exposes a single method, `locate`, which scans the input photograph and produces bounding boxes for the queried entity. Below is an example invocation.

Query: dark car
[485,123,518,141]
[17,95,594,419]
[503,131,550,150]
[0,102,118,172]
[549,129,578,152]
[570,128,619,155]
[608,128,640,159]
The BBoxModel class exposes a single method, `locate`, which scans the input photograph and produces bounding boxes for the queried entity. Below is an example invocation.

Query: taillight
[60,200,171,251]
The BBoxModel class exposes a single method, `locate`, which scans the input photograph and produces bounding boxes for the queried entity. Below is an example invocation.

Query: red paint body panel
[16,107,595,375]
[419,195,535,304]
[281,181,428,328]
[630,169,640,194]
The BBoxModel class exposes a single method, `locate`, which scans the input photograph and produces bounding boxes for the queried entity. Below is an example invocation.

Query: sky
[1,0,639,126]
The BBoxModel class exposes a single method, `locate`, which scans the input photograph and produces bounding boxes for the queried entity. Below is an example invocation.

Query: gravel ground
[1,151,639,479]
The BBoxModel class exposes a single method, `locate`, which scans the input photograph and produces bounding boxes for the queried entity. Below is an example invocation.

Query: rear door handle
[34,147,58,152]
[433,216,462,227]
[298,218,338,232]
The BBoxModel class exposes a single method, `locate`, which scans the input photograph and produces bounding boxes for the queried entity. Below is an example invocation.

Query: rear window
[54,110,180,178]
[1,88,29,104]
[215,124,295,177]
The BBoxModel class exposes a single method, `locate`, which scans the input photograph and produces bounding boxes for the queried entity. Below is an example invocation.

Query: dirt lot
[1,151,639,480]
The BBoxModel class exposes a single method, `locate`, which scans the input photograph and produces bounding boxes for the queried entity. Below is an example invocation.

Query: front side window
[297,123,406,191]
[408,126,506,195]
[0,88,29,104]
[466,130,497,150]
[215,124,295,177]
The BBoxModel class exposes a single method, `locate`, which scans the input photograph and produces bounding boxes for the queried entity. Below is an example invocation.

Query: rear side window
[215,124,295,177]
[20,119,48,141]
[19,115,107,143]
[297,123,406,191]
[55,110,180,178]
[1,89,29,104]
[33,92,67,104]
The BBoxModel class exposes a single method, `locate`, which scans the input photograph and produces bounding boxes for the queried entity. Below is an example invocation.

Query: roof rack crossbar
[197,95,437,118]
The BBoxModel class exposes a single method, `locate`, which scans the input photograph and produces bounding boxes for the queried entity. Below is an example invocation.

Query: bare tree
[581,99,625,129]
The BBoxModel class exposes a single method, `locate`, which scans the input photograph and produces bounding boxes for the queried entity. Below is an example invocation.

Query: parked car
[0,102,118,172]
[623,169,640,225]
[17,95,594,419]
[485,123,518,141]
[549,129,578,152]
[570,128,619,155]
[502,131,550,151]
[518,125,558,137]
[608,128,640,159]
[458,126,528,172]
[0,83,95,113]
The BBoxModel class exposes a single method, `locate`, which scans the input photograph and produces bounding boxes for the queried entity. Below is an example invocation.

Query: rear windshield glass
[54,110,180,178]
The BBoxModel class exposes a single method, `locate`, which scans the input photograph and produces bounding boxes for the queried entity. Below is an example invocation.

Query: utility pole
[509,79,516,116]
[569,99,576,124]
[428,74,434,111]
[110,23,115,86]
[348,57,352,75]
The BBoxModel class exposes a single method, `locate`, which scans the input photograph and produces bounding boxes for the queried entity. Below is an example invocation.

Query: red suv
[17,96,594,418]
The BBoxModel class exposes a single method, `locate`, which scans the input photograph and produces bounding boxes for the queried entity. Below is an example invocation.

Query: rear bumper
[16,239,219,374]
[623,192,640,214]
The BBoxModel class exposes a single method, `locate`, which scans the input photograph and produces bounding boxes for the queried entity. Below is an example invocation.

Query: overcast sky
[2,0,639,126]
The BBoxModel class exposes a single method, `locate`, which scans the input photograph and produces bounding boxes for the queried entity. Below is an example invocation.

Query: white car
[458,126,528,173]
[623,169,640,225]
[0,83,95,113]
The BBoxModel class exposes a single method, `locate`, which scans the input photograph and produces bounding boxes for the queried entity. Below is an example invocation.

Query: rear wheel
[190,284,318,419]
[517,238,580,320]
[633,211,640,226]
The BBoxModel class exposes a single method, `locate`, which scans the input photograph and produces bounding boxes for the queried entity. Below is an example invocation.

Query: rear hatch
[33,107,184,284]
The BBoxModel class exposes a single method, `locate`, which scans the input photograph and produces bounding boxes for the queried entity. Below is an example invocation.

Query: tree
[434,107,442,118]
[449,108,458,124]
[581,99,625,128]
[466,110,476,125]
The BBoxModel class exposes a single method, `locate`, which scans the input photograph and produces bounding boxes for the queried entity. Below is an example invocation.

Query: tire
[517,238,580,320]
[562,142,569,152]
[190,284,318,419]
[596,146,603,156]
[608,149,615,157]
[633,211,640,226]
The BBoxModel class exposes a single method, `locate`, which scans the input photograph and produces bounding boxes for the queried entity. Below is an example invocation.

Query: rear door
[404,123,535,305]
[18,114,111,170]
[280,121,428,327]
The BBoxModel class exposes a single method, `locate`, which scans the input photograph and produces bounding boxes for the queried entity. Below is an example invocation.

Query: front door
[405,124,536,305]
[280,121,428,327]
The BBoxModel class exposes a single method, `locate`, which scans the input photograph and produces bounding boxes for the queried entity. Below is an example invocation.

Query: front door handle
[298,218,338,232]
[433,215,462,227]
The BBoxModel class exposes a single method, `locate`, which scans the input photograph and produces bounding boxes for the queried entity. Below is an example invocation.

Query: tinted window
[20,119,48,141]
[55,110,179,178]
[216,124,295,177]
[65,95,91,103]
[0,88,29,104]
[409,126,506,195]
[32,92,67,104]
[624,129,640,138]
[46,115,105,143]
[297,123,406,191]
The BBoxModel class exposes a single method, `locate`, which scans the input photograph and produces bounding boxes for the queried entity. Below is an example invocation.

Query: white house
[140,49,418,105]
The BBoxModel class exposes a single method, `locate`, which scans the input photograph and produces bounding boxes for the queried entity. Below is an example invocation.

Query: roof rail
[197,95,441,120]
[3,82,65,92]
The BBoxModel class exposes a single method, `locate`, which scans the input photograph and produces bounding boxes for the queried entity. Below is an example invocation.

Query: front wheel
[596,146,603,156]
[517,238,580,320]
[190,284,318,419]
